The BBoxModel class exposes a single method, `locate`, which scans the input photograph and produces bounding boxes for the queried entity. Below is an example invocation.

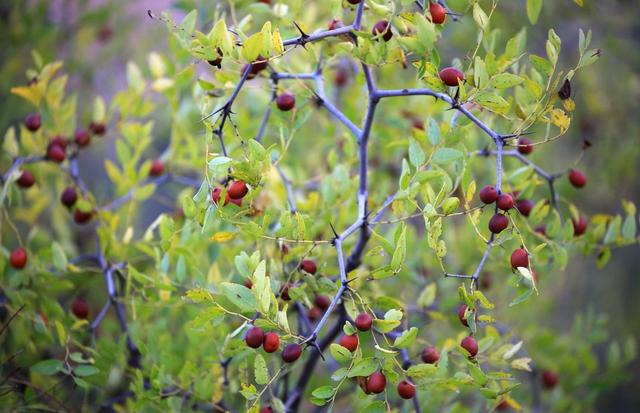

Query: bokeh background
[1,0,638,410]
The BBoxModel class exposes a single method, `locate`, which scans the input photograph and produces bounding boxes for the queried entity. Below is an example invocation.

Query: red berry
[259,407,273,413]
[439,67,464,87]
[397,379,416,399]
[421,346,440,364]
[246,56,268,78]
[276,92,296,111]
[542,370,558,389]
[300,259,317,275]
[372,20,393,42]
[517,137,533,155]
[228,180,249,199]
[24,113,42,132]
[280,284,292,301]
[89,122,106,136]
[347,0,362,4]
[412,119,425,130]
[516,199,533,217]
[535,225,546,236]
[16,170,35,188]
[328,19,343,31]
[428,2,447,24]
[211,188,241,207]
[149,160,165,177]
[458,304,469,327]
[60,187,78,208]
[263,332,280,353]
[496,399,510,410]
[334,68,349,87]
[74,129,91,147]
[479,185,498,204]
[244,278,253,289]
[355,313,373,331]
[339,334,359,352]
[366,371,386,394]
[245,326,265,348]
[308,306,323,322]
[461,336,478,357]
[489,213,509,234]
[46,143,66,163]
[497,193,514,211]
[572,214,588,236]
[314,295,331,311]
[9,247,28,269]
[73,209,93,225]
[50,136,68,149]
[72,299,90,319]
[568,169,586,188]
[281,343,302,363]
[510,248,529,269]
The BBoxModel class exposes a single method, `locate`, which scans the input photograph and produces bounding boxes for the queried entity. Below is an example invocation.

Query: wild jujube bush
[1,1,638,412]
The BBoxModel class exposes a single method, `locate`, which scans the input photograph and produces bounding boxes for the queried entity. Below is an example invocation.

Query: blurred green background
[1,0,638,410]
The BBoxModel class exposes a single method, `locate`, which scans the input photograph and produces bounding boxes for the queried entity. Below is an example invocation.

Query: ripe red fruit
[300,259,317,275]
[9,247,28,269]
[347,0,362,4]
[412,119,425,130]
[308,306,322,322]
[281,343,302,363]
[244,278,253,289]
[149,160,165,177]
[245,326,265,348]
[489,213,509,234]
[16,170,35,188]
[366,371,387,394]
[276,92,296,111]
[46,143,66,163]
[314,295,330,311]
[461,336,478,357]
[535,225,547,236]
[259,407,273,413]
[334,68,349,87]
[572,214,588,236]
[568,169,587,188]
[421,346,440,364]
[497,193,514,211]
[328,19,343,31]
[428,2,447,24]
[74,129,91,147]
[211,188,242,207]
[541,370,558,389]
[458,304,469,327]
[263,332,280,353]
[73,209,93,225]
[72,299,90,319]
[397,379,416,399]
[89,122,106,136]
[516,199,533,217]
[355,313,373,331]
[439,67,464,87]
[372,20,393,42]
[228,180,249,199]
[280,284,292,301]
[510,248,529,269]
[24,113,42,132]
[60,187,78,208]
[496,399,509,410]
[479,185,498,204]
[246,56,268,79]
[339,334,359,352]
[517,137,534,155]
[50,136,68,149]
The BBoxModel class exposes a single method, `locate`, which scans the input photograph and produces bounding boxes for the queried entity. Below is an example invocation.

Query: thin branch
[276,165,297,213]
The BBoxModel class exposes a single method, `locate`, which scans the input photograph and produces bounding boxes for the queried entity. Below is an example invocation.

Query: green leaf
[31,359,63,376]
[604,216,622,244]
[407,363,437,379]
[393,327,418,349]
[330,343,353,363]
[390,224,407,271]
[409,138,426,167]
[509,289,533,307]
[74,365,99,377]
[347,358,378,378]
[254,354,269,385]
[427,118,440,146]
[432,148,463,165]
[221,282,257,312]
[311,385,334,400]
[489,73,524,89]
[51,242,67,271]
[475,92,510,113]
[526,0,543,24]
[472,3,489,30]
[467,360,488,386]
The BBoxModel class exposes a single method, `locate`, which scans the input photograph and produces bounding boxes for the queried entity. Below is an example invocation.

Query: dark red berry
[74,129,91,147]
[244,278,253,289]
[211,188,241,207]
[24,113,42,132]
[479,185,498,204]
[397,379,416,399]
[245,326,265,348]
[366,371,386,394]
[300,259,317,275]
[535,225,546,236]
[496,399,510,410]
[207,48,224,68]
[428,2,446,24]
[328,19,343,31]
[334,68,349,87]
[259,407,273,413]
[355,313,373,331]
[73,209,93,225]
[572,214,588,236]
[497,193,514,211]
[280,284,292,301]
[149,160,165,177]
[245,56,268,79]
[60,187,78,208]
[339,334,358,352]
[458,304,469,327]
[439,67,464,86]
[372,20,393,42]
[421,346,440,364]
[281,343,302,363]
[228,180,248,199]
[347,0,362,4]
[276,92,296,111]
[72,299,90,319]
[308,306,322,322]
[461,336,478,357]
[314,295,331,311]
[46,143,66,163]
[89,122,106,136]
[510,248,529,269]
[516,199,533,217]
[9,247,28,269]
[568,169,586,188]
[50,136,68,149]
[541,370,558,389]
[489,213,509,234]
[517,137,533,155]
[16,171,35,188]
[263,332,280,353]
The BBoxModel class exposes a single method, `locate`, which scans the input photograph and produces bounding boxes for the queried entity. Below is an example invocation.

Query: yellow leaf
[272,28,284,55]
[211,231,235,243]
[549,108,570,131]
[10,86,43,106]
[562,98,576,112]
[510,357,533,372]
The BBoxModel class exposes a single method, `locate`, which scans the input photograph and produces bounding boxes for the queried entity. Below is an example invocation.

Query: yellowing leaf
[11,86,43,106]
[211,232,235,243]
[549,108,570,130]
[272,28,284,55]
[511,357,532,372]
